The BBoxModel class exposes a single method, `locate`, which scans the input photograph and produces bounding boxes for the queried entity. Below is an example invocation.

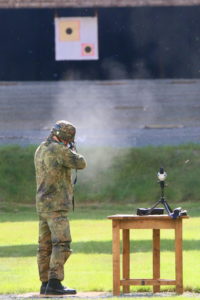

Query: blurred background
[1,1,200,146]
[1,0,200,204]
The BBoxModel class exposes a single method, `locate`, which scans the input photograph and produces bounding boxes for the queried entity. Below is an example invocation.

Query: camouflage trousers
[37,211,72,282]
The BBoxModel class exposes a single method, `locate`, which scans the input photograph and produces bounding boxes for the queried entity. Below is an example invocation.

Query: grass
[1,143,200,206]
[0,203,199,296]
[0,144,200,298]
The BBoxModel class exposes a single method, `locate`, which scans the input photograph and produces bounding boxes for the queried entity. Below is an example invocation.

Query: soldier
[34,120,86,295]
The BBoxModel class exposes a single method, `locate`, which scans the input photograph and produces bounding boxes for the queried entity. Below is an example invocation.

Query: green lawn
[0,203,199,296]
[0,143,200,300]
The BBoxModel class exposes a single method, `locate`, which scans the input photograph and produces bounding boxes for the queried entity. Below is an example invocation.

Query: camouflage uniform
[34,131,86,282]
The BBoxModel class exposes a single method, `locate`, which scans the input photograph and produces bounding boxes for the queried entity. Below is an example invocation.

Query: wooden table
[107,215,189,296]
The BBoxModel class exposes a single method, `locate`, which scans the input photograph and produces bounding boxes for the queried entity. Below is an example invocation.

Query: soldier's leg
[37,213,52,282]
[47,211,72,281]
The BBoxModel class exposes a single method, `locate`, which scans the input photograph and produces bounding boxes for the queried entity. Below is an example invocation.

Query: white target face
[55,17,98,60]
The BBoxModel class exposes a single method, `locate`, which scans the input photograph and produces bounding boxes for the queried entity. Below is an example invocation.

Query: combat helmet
[51,120,76,142]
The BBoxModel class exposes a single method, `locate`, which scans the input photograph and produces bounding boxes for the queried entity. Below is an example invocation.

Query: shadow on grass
[1,202,200,222]
[0,239,200,257]
[1,210,200,223]
[1,198,200,224]
[0,207,129,222]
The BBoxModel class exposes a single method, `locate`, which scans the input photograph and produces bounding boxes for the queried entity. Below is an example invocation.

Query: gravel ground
[0,292,200,299]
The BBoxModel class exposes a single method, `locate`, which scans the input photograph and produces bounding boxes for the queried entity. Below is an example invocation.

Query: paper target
[55,17,98,60]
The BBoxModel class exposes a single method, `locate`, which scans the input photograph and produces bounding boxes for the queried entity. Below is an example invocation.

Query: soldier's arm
[61,147,86,169]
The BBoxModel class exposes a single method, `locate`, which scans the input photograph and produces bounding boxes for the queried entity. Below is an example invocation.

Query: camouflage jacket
[34,139,86,213]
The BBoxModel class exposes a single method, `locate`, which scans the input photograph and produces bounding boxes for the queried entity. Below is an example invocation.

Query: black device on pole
[137,168,188,219]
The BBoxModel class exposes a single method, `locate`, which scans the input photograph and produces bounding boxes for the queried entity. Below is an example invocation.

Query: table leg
[175,219,183,294]
[123,229,130,293]
[112,220,120,296]
[153,229,160,293]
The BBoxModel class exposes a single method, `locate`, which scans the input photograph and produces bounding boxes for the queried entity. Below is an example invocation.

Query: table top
[107,214,189,220]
